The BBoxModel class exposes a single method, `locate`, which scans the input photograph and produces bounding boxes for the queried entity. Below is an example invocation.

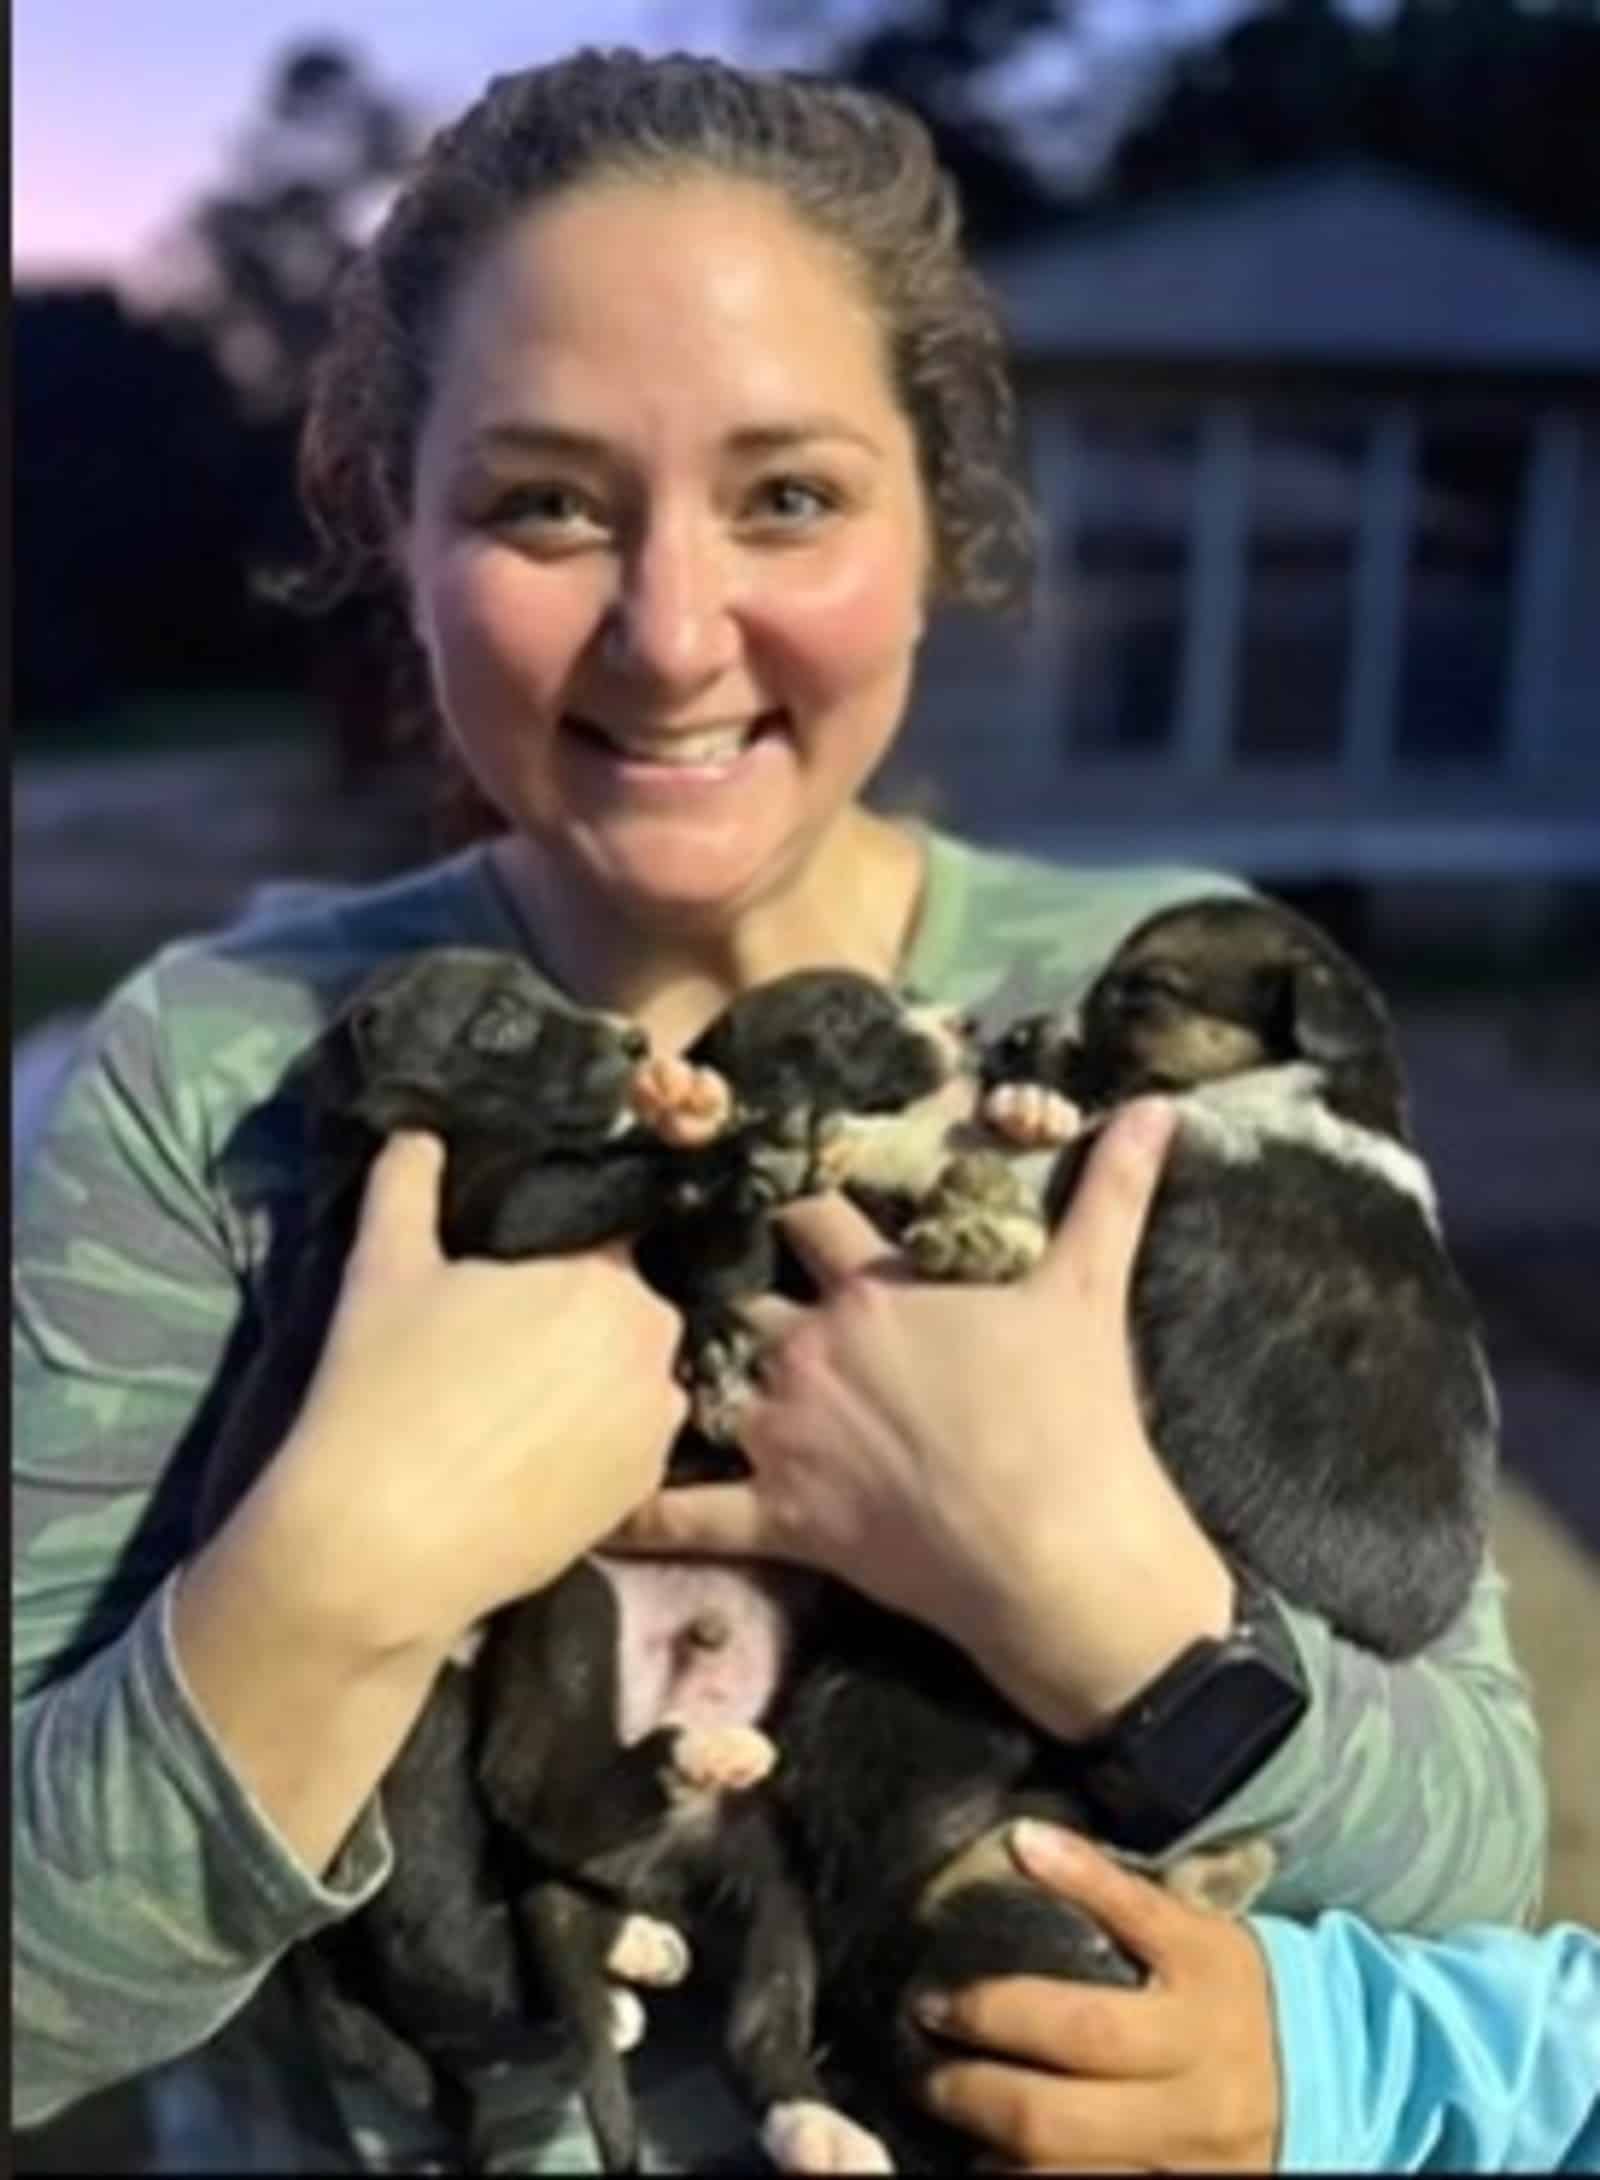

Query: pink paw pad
[762,2099,896,2174]
[981,1082,1080,1147]
[670,1723,778,1793]
[605,1913,691,1987]
[630,1058,734,1146]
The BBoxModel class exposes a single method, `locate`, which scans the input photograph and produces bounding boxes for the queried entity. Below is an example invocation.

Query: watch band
[1071,1570,1308,1855]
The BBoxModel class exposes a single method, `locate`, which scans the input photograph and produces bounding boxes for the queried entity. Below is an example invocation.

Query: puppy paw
[668,1723,777,1794]
[630,1057,734,1145]
[762,2100,896,2175]
[1163,1836,1278,1916]
[903,1204,1045,1282]
[981,1081,1081,1147]
[745,1114,848,1205]
[607,1986,648,2053]
[605,1913,692,1988]
[688,1328,760,1442]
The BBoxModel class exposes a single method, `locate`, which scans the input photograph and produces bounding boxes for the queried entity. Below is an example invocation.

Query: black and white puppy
[977,892,1499,1657]
[762,893,1499,2168]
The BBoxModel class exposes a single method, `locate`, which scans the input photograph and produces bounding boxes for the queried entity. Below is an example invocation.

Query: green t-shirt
[12,830,1545,2172]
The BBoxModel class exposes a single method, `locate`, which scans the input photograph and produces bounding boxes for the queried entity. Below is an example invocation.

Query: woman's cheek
[755,536,925,702]
[430,549,590,717]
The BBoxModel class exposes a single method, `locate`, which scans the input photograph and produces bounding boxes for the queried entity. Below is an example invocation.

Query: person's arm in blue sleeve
[909,1821,1597,2174]
[1258,1910,1600,2174]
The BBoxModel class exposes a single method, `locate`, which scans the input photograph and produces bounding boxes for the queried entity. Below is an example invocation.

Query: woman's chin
[565,821,801,927]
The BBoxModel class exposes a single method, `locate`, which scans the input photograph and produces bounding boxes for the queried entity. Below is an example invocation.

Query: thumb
[1007,1821,1185,1976]
[1035,1096,1176,1316]
[605,1482,781,1561]
[346,1129,448,1283]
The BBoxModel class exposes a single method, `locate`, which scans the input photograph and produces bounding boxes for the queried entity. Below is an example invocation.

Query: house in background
[884,164,1600,912]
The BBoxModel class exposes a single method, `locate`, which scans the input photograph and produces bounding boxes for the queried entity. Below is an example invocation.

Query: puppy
[760,893,1498,2168]
[468,969,979,2175]
[188,949,749,2149]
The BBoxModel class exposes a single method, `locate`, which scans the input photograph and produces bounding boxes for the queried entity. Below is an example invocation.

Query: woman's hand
[919,1822,1281,2172]
[172,1129,688,1874]
[611,1097,1233,1738]
[232,1129,689,1659]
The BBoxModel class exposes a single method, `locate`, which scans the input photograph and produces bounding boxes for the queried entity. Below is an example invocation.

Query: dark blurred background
[14,0,1599,1947]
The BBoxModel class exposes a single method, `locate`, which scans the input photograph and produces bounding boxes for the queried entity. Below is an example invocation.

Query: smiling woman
[401,173,934,1001]
[13,42,1545,2180]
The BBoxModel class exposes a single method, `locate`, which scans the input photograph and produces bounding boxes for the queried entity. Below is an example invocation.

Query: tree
[1109,0,1600,253]
[14,287,305,722]
[749,0,1088,244]
[141,39,422,419]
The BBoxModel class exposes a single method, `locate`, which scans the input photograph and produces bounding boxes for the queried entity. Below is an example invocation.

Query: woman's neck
[489,809,926,1052]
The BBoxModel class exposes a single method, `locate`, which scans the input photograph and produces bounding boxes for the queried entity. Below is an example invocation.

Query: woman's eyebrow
[725,419,884,459]
[467,417,884,463]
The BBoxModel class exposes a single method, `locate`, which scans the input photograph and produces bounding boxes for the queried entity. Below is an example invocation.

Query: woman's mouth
[563,710,787,781]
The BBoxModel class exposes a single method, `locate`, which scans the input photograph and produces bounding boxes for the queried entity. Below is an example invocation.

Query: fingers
[1007,1822,1185,1977]
[1033,1098,1175,1313]
[345,1130,447,1283]
[919,1974,1169,2080]
[773,1191,906,1289]
[738,1292,806,1344]
[923,2064,1171,2173]
[604,1483,778,1560]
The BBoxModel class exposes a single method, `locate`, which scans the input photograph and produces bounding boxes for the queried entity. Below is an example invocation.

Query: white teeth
[591,722,756,766]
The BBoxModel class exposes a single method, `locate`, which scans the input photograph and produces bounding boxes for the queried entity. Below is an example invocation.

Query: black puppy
[757,893,1498,2168]
[468,969,977,2175]
[188,949,751,2146]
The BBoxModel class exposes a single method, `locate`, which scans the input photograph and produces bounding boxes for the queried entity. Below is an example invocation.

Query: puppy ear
[1286,959,1384,1064]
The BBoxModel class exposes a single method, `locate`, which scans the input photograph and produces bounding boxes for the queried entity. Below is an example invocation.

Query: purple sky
[16,0,1257,281]
[13,0,747,277]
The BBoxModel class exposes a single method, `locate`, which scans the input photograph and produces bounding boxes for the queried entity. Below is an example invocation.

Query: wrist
[201,1451,463,1676]
[973,1512,1235,1743]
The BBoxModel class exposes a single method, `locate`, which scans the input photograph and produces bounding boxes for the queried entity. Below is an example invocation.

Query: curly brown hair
[289,47,1037,816]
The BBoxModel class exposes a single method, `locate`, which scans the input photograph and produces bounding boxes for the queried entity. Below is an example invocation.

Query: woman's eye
[485,483,606,538]
[745,476,838,528]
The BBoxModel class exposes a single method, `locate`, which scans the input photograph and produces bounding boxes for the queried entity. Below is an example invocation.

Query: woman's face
[402,174,931,926]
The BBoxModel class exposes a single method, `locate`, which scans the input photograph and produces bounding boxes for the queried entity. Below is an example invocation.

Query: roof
[985,165,1600,371]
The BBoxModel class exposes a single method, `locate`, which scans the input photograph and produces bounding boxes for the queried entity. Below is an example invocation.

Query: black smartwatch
[1072,1570,1308,1855]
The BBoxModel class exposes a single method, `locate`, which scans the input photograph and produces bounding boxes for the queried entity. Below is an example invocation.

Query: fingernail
[1009,1818,1084,1879]
[915,1992,949,2029]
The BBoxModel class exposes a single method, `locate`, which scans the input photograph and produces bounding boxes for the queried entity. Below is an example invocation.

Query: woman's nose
[598,517,741,694]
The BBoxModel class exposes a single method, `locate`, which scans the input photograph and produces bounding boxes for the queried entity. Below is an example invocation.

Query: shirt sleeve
[11,963,391,2128]
[1255,1910,1600,2172]
[1174,1561,1547,1933]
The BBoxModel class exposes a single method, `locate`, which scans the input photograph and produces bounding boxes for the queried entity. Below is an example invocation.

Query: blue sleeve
[1254,1912,1600,2172]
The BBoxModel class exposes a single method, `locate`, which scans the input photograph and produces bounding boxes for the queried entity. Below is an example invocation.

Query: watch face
[1152,1653,1307,1809]
[1086,1643,1307,1853]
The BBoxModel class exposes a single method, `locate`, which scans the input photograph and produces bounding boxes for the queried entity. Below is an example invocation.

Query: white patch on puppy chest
[1174,1064,1438,1226]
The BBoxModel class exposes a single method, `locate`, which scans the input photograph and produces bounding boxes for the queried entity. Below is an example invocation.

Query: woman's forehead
[421,174,900,450]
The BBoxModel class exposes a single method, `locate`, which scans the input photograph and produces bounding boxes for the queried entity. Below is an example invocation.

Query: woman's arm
[1177,1556,1546,1932]
[13,967,393,2125]
[13,973,686,2125]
